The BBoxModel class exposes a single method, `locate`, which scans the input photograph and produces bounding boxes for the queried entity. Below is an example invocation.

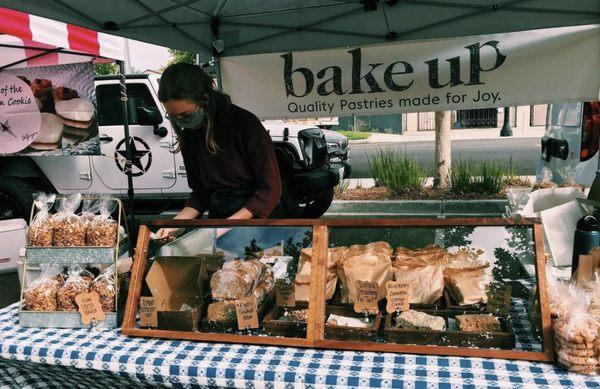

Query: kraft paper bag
[540,200,587,267]
[393,263,443,304]
[342,253,393,303]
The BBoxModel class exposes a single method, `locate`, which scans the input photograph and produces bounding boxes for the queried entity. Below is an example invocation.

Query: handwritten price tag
[139,297,158,327]
[235,297,259,330]
[354,280,379,314]
[75,291,106,325]
[275,280,295,307]
[386,281,410,313]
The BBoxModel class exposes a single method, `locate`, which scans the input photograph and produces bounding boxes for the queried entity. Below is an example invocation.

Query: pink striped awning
[0,7,124,68]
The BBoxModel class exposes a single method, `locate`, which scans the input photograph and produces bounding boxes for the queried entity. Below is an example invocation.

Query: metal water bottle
[572,215,600,274]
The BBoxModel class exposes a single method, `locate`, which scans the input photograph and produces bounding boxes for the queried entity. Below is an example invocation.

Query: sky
[127,39,172,72]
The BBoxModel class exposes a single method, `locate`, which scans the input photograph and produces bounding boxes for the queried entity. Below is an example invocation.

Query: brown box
[146,256,208,331]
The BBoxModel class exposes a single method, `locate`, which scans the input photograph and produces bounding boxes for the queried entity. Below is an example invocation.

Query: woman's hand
[228,207,254,220]
[156,206,200,242]
[155,227,183,242]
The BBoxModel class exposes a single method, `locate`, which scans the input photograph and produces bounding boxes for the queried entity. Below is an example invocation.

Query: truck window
[547,102,582,127]
[96,83,159,126]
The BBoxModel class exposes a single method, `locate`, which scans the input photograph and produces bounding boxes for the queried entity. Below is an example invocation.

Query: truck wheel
[298,187,335,218]
[0,177,35,221]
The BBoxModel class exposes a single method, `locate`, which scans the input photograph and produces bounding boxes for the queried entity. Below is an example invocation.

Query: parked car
[263,120,351,176]
[537,102,600,187]
[0,74,351,221]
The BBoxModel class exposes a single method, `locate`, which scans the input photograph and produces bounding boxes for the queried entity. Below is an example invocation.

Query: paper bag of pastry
[393,263,443,305]
[337,242,391,303]
[444,266,491,306]
[394,244,445,267]
[572,248,600,286]
[343,242,392,261]
[300,246,347,269]
[207,259,274,322]
[342,252,393,303]
[294,250,337,301]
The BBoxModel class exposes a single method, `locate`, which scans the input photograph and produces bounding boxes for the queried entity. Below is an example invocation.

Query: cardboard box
[146,256,208,331]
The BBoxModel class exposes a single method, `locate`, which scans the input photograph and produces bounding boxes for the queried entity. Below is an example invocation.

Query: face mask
[173,108,206,129]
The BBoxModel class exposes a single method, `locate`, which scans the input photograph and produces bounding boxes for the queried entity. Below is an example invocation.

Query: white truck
[537,102,599,186]
[0,74,350,220]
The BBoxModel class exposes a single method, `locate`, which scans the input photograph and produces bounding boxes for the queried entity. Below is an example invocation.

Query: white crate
[0,219,26,275]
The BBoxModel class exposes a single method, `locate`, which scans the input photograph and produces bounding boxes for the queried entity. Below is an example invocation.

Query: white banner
[221,25,600,119]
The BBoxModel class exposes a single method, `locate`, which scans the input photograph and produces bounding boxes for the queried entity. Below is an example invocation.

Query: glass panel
[325,226,542,352]
[139,225,313,339]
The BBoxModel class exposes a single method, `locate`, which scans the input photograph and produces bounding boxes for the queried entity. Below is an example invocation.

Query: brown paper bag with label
[392,263,443,305]
[342,253,393,303]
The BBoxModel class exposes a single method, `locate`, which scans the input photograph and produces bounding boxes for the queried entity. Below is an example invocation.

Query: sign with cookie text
[275,280,295,307]
[75,291,105,325]
[235,297,259,330]
[354,280,379,314]
[2,62,100,156]
[0,73,41,154]
[386,281,410,313]
[139,297,158,328]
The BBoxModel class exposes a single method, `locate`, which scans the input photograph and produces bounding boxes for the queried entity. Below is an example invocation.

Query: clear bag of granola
[57,265,92,311]
[80,198,96,228]
[90,265,116,312]
[24,263,63,311]
[27,192,56,246]
[558,166,586,191]
[53,193,86,246]
[552,287,600,374]
[533,167,558,189]
[86,199,118,247]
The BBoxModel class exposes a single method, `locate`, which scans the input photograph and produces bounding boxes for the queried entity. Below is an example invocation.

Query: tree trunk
[434,111,452,189]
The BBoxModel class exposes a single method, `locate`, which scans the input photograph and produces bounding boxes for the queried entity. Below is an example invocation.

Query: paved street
[349,137,540,178]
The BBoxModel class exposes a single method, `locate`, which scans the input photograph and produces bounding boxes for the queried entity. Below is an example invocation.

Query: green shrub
[477,160,505,195]
[451,159,505,195]
[450,159,473,194]
[335,178,351,195]
[369,149,427,194]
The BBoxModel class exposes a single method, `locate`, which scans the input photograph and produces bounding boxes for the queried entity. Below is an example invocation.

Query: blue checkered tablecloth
[1,303,599,388]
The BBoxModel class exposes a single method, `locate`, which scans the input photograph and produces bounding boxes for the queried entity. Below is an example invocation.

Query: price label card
[353,280,379,314]
[487,283,512,315]
[235,297,259,330]
[275,280,295,307]
[386,281,410,313]
[140,297,158,328]
[75,291,106,325]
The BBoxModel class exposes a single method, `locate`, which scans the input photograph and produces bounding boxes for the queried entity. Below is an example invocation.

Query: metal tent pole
[117,60,136,254]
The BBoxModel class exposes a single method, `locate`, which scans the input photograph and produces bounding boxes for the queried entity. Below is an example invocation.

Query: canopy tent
[0,0,598,63]
[0,7,124,69]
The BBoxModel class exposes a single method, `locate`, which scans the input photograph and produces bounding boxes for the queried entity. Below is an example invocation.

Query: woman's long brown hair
[158,63,231,154]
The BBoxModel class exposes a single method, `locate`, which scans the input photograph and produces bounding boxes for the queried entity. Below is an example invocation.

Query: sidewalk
[351,127,545,144]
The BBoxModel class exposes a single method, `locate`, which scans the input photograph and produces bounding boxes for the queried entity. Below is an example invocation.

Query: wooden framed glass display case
[122,218,553,362]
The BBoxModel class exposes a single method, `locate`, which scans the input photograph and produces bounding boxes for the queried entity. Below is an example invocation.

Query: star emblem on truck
[114,136,152,177]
